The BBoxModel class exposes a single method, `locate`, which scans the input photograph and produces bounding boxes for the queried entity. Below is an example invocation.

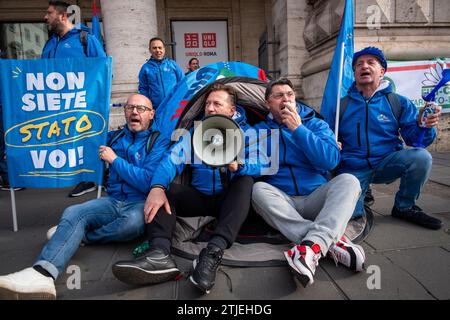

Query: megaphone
[192,115,244,167]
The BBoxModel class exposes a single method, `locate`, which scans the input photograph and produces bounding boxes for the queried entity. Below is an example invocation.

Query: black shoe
[364,187,375,206]
[68,182,97,197]
[112,248,180,286]
[391,205,442,230]
[190,246,223,294]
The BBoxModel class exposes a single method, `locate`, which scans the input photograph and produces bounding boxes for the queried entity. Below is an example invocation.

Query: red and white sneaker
[327,235,366,272]
[284,243,321,287]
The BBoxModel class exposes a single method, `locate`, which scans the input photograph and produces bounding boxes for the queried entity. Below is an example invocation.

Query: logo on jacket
[135,152,142,161]
[64,43,71,48]
[377,114,390,122]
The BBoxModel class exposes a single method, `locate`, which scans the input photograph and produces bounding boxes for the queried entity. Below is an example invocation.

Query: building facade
[1,0,449,150]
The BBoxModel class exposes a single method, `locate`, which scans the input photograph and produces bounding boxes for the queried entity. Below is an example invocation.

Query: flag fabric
[92,0,104,48]
[154,61,267,139]
[321,0,354,129]
[0,57,113,188]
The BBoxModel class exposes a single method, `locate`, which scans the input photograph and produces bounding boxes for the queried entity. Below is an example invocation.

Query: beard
[47,19,64,36]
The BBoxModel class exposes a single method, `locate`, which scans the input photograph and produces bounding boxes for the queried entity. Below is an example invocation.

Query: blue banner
[321,0,354,129]
[154,61,267,138]
[0,57,112,188]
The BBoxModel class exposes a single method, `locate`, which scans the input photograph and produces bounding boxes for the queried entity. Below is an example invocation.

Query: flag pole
[10,188,18,232]
[334,42,346,140]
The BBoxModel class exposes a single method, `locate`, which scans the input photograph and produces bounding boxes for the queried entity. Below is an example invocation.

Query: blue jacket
[332,81,436,171]
[138,57,184,109]
[254,102,340,196]
[106,126,169,202]
[41,25,106,58]
[151,106,262,195]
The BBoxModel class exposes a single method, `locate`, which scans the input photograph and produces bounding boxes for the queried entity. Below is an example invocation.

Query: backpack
[339,92,403,124]
[79,30,89,57]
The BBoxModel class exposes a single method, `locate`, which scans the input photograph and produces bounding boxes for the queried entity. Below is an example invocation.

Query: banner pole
[334,42,346,140]
[10,188,18,232]
[97,185,102,199]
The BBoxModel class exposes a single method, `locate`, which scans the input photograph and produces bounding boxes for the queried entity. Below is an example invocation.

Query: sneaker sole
[0,287,55,300]
[112,264,180,286]
[283,252,313,288]
[69,186,97,197]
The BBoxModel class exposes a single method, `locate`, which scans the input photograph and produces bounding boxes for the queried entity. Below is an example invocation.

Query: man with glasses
[112,83,261,294]
[0,94,169,300]
[251,78,365,288]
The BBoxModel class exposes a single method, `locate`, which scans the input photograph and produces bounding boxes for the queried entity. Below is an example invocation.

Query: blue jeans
[34,196,145,279]
[342,148,432,218]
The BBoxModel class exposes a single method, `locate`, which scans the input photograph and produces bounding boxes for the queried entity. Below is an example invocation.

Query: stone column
[100,0,158,128]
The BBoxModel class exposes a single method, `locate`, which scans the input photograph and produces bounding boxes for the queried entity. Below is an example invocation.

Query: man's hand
[337,141,343,151]
[281,102,302,131]
[99,146,117,164]
[418,104,442,128]
[227,161,239,172]
[144,187,172,224]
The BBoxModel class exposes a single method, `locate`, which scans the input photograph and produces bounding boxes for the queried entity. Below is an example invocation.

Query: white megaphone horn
[192,115,244,167]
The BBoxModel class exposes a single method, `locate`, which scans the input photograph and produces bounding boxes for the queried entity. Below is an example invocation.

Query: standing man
[330,47,442,230]
[0,94,169,300]
[112,83,261,294]
[252,78,365,288]
[138,37,184,110]
[185,57,200,75]
[42,1,107,197]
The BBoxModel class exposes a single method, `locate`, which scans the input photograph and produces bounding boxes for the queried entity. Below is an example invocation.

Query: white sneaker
[0,267,56,300]
[46,226,57,241]
[284,243,321,287]
[327,235,366,272]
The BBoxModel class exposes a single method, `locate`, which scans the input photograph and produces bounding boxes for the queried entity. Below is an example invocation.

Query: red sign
[184,33,199,48]
[202,33,216,48]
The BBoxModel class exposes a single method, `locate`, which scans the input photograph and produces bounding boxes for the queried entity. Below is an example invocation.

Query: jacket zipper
[212,168,216,196]
[158,62,166,97]
[364,99,373,169]
[121,134,135,197]
[280,131,300,196]
[357,123,361,147]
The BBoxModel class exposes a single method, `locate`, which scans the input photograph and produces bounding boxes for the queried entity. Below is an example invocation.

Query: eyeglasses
[270,91,295,100]
[124,104,153,113]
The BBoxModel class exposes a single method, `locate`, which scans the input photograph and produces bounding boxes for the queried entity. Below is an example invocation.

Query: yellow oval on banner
[5,110,107,148]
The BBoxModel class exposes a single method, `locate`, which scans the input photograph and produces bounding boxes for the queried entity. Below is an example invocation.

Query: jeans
[252,174,361,255]
[34,196,145,279]
[342,148,432,218]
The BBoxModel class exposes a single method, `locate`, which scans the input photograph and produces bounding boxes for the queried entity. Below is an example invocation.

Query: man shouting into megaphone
[112,83,262,294]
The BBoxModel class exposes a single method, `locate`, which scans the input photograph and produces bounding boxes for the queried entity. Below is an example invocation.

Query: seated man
[252,78,365,288]
[112,83,261,294]
[330,47,442,230]
[0,94,168,299]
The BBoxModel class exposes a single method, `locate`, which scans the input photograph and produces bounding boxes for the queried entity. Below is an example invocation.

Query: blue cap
[352,47,387,70]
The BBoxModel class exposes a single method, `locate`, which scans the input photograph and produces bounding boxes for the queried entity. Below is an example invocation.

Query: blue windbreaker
[138,57,184,109]
[254,102,340,196]
[106,126,169,202]
[331,80,436,171]
[41,25,106,58]
[151,106,262,195]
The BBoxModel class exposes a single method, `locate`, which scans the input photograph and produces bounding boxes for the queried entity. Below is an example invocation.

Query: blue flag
[0,57,112,188]
[321,0,354,131]
[154,61,267,139]
[92,0,104,48]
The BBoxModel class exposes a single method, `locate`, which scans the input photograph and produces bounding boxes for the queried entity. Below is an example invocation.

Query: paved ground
[0,152,449,300]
